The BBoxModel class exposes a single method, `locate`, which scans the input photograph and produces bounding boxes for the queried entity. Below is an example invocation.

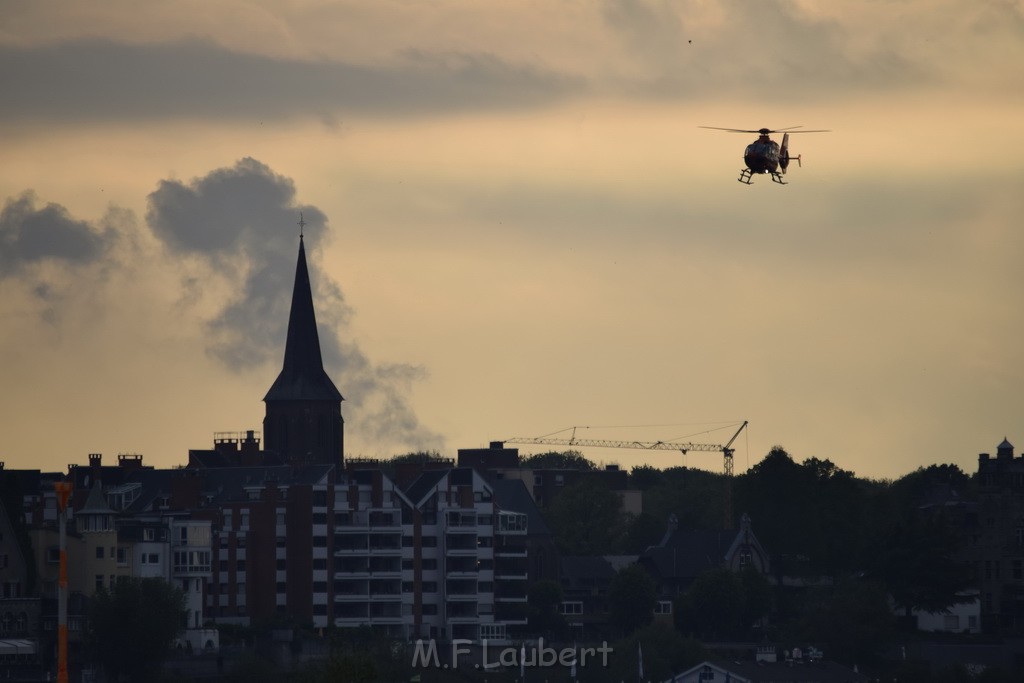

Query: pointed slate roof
[264,236,343,403]
[78,482,115,515]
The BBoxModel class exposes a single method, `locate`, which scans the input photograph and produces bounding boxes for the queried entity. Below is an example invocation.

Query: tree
[607,564,657,636]
[738,564,772,630]
[623,511,666,554]
[86,577,186,681]
[642,467,727,533]
[674,569,744,639]
[521,450,596,470]
[545,478,627,554]
[866,511,973,616]
[629,465,665,491]
[527,579,567,637]
[796,577,894,666]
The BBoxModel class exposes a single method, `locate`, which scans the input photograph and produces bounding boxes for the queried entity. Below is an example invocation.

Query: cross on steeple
[298,212,306,238]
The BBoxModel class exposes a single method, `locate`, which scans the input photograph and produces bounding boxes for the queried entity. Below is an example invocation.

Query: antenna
[298,212,305,238]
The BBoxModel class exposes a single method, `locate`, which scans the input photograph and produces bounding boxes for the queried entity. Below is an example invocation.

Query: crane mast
[504,420,748,527]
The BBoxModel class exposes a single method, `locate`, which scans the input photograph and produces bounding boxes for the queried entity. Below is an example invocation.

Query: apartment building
[975,438,1024,633]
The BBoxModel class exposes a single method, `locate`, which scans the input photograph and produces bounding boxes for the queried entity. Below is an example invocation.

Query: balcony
[173,550,211,576]
[334,510,402,531]
[497,512,527,535]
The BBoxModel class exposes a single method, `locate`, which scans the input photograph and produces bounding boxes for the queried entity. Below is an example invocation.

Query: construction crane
[503,420,748,527]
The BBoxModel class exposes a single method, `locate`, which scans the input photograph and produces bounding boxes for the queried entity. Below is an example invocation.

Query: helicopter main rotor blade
[699,126,831,134]
[698,126,761,133]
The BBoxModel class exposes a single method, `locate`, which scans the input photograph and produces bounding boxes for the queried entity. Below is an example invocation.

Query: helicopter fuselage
[743,135,781,174]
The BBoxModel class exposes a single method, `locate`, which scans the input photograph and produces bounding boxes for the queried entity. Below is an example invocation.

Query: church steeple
[264,235,343,403]
[263,230,344,467]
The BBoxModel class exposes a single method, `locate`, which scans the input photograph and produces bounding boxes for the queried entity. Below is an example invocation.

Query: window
[422,604,438,616]
[422,582,438,593]
[480,624,506,639]
[560,601,583,615]
[422,559,437,570]
[655,601,673,615]
[422,536,437,548]
[95,575,104,592]
[95,547,104,559]
[148,553,159,564]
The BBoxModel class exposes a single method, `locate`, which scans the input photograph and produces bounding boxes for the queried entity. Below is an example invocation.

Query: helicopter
[700,126,829,185]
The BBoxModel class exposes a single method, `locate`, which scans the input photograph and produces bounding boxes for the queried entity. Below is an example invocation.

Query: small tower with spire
[263,222,344,467]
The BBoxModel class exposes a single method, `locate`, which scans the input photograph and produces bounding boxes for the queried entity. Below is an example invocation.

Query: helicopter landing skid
[737,169,787,185]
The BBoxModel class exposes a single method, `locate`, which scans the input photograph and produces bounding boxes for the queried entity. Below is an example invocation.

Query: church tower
[263,232,344,467]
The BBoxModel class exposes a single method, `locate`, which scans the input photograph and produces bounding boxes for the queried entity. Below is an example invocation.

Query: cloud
[0,191,116,275]
[598,0,933,101]
[146,157,444,453]
[0,38,584,124]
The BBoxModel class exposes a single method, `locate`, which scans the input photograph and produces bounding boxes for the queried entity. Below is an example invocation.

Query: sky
[1,0,1022,480]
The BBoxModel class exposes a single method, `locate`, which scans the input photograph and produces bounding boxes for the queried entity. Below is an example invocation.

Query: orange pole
[54,481,73,683]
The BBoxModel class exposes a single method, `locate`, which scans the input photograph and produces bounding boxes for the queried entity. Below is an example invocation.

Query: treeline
[542,446,972,580]
[539,446,977,670]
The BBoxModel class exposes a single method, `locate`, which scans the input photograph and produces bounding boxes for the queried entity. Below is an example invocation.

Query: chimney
[241,430,261,456]
[118,454,144,469]
[214,433,239,456]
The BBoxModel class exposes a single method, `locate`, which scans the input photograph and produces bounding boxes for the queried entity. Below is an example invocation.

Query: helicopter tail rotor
[778,133,804,173]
